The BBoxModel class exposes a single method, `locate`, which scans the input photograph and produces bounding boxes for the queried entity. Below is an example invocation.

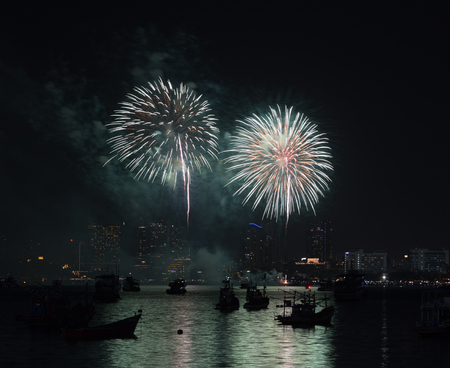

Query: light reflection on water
[1,285,450,367]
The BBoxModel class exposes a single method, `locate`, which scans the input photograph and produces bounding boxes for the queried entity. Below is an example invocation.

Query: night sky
[1,1,449,264]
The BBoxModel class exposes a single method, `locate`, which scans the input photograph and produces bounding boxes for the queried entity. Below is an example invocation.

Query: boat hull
[63,314,141,340]
[215,294,239,311]
[167,278,187,294]
[243,298,269,310]
[277,306,335,325]
[215,303,239,312]
[123,277,141,292]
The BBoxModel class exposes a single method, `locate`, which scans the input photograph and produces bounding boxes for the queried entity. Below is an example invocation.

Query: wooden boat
[122,277,141,292]
[333,270,366,300]
[215,277,239,311]
[166,278,187,294]
[243,282,269,310]
[93,273,121,302]
[63,313,142,339]
[415,288,450,338]
[276,289,334,325]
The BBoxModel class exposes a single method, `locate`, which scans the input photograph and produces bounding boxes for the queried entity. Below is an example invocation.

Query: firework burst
[225,105,332,224]
[105,78,219,224]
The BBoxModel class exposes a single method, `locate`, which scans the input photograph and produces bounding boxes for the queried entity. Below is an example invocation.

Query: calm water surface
[1,285,449,367]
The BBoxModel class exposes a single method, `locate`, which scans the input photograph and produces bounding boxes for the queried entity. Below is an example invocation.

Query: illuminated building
[167,222,188,260]
[344,249,387,274]
[136,220,188,279]
[409,248,449,272]
[242,222,280,272]
[306,221,333,264]
[167,258,191,277]
[86,224,122,272]
[135,225,150,271]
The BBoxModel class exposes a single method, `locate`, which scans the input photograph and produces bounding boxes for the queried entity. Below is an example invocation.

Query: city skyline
[2,217,448,284]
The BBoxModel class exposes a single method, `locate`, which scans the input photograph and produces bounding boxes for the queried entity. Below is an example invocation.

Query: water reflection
[2,285,450,367]
[381,298,389,367]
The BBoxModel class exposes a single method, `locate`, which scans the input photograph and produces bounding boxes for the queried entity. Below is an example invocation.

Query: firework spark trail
[105,78,219,225]
[225,105,333,225]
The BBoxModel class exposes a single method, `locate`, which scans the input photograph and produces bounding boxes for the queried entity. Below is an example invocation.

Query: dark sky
[1,1,449,262]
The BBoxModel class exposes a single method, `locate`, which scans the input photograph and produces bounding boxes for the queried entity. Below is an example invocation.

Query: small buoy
[177,329,183,334]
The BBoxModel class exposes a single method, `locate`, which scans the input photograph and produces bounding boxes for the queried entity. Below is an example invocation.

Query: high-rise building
[306,221,332,263]
[134,225,150,272]
[165,221,189,277]
[241,222,280,272]
[344,249,387,274]
[86,224,122,272]
[409,248,449,272]
[167,221,188,260]
[137,220,188,280]
[148,222,167,256]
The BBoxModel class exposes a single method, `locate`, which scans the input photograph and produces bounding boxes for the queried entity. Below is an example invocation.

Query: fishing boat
[122,276,141,292]
[276,289,334,325]
[240,279,250,289]
[16,284,95,329]
[93,273,121,302]
[243,282,269,310]
[318,279,335,292]
[166,278,187,294]
[415,288,450,338]
[215,277,239,311]
[63,313,142,340]
[333,270,366,300]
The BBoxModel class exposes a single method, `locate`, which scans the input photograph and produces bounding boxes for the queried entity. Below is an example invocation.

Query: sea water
[1,285,448,367]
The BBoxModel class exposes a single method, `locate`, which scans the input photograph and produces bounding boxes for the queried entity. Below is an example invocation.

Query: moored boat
[215,277,239,311]
[122,276,141,292]
[63,313,142,339]
[415,288,450,338]
[16,284,95,329]
[243,280,269,310]
[166,278,187,294]
[276,289,334,325]
[240,279,250,289]
[333,270,366,300]
[318,279,335,292]
[93,273,121,302]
